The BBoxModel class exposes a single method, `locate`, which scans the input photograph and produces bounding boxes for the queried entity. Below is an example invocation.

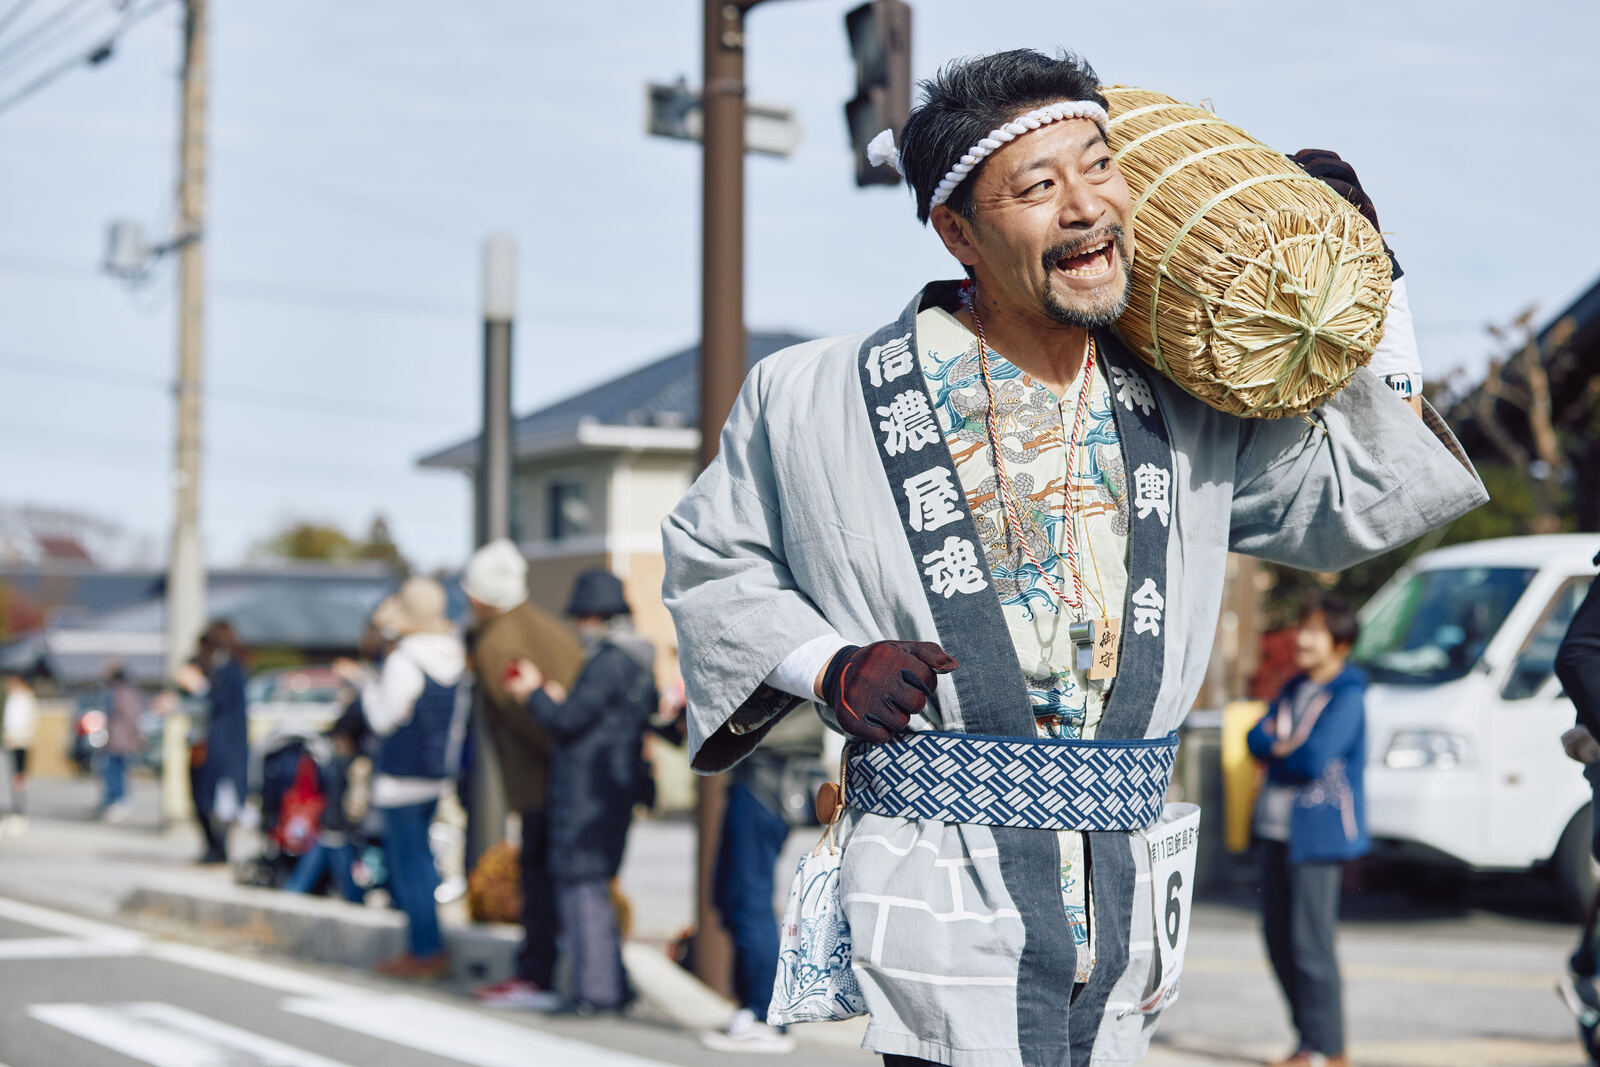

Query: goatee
[1040,224,1133,329]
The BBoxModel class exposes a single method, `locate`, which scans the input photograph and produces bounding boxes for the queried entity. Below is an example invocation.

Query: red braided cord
[971,295,1095,614]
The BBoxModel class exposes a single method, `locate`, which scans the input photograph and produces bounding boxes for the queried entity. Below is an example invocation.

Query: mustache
[1042,224,1126,272]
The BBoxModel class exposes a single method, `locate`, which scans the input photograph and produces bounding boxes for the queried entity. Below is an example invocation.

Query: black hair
[329,702,369,749]
[899,48,1108,224]
[1300,593,1359,650]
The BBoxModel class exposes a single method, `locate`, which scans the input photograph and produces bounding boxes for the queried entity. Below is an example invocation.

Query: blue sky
[2,0,1597,570]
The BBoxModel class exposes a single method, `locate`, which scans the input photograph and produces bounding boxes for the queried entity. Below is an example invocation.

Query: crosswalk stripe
[282,993,668,1067]
[145,941,355,1000]
[0,934,143,959]
[29,1002,353,1067]
[0,895,146,942]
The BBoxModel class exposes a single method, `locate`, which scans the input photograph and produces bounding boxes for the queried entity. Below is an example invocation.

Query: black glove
[1292,147,1402,280]
[818,641,958,744]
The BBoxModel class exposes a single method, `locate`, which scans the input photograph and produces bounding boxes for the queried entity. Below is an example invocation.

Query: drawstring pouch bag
[767,755,866,1025]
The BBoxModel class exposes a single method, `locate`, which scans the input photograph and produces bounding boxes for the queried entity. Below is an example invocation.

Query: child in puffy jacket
[286,703,370,902]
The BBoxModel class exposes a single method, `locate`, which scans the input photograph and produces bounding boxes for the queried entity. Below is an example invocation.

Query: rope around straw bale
[1102,85,1391,418]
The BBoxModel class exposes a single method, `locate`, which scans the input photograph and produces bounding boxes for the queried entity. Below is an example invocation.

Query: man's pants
[712,781,789,1021]
[554,878,626,1009]
[287,842,363,902]
[102,753,127,809]
[518,809,559,987]
[384,800,442,958]
[1259,840,1345,1057]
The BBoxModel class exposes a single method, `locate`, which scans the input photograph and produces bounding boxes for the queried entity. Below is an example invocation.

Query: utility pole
[165,0,207,729]
[467,233,517,872]
[694,0,757,999]
[166,0,207,686]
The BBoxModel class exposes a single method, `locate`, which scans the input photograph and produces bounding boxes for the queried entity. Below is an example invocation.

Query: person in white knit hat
[462,538,585,1009]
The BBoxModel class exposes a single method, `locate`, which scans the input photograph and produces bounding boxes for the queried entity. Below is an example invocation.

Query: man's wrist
[764,634,851,704]
[817,645,862,707]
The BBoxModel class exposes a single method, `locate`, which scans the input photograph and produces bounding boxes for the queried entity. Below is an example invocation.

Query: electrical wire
[215,143,474,249]
[0,351,467,425]
[0,0,171,118]
[0,252,474,321]
[0,0,102,69]
[0,0,42,40]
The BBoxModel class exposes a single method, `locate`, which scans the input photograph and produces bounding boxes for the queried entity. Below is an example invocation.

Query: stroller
[242,707,390,899]
[238,729,326,888]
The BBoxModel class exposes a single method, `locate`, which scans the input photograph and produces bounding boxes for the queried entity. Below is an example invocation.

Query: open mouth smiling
[1052,235,1115,279]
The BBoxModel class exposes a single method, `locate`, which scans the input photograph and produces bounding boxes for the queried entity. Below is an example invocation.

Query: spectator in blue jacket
[1248,594,1368,1067]
[175,622,250,865]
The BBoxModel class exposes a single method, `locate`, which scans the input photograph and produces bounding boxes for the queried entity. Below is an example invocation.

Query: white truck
[1355,534,1598,916]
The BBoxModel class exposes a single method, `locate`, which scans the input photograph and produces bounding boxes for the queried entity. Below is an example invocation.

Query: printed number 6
[1164,871,1183,949]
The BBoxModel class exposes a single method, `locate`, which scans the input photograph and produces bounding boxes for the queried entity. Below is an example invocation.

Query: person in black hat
[505,569,658,1014]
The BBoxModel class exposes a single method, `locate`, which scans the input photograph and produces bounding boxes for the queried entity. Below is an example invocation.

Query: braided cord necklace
[970,294,1097,615]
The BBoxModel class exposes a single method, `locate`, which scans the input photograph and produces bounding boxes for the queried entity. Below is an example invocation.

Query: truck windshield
[1351,566,1536,685]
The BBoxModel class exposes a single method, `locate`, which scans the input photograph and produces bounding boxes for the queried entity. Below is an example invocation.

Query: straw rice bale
[1104,86,1392,419]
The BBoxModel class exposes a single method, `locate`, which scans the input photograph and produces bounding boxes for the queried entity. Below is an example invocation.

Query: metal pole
[469,232,517,871]
[477,233,516,546]
[693,0,750,999]
[162,0,207,829]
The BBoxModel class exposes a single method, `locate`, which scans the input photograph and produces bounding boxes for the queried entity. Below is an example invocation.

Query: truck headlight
[1384,730,1472,770]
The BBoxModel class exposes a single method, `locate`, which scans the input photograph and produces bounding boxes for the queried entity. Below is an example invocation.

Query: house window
[547,479,592,542]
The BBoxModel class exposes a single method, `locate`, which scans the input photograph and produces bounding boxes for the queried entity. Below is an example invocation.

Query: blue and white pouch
[767,771,866,1026]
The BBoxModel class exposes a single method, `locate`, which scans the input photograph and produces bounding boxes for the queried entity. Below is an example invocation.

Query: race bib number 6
[1136,802,1201,1015]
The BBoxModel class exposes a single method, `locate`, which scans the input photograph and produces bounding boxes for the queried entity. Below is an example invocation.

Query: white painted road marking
[282,993,668,1067]
[0,934,144,959]
[29,1002,353,1067]
[0,895,149,942]
[146,940,355,1000]
[4,897,682,1066]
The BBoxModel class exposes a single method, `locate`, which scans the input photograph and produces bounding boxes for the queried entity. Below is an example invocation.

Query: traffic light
[843,0,911,187]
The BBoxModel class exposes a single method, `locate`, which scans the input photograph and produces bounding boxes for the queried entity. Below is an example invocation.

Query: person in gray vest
[338,577,465,980]
[505,569,657,1014]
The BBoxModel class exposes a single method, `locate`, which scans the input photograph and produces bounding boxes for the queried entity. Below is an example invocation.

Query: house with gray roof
[417,331,809,661]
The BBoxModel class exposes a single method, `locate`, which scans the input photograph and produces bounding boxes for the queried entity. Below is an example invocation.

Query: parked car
[1357,534,1598,916]
[246,666,346,732]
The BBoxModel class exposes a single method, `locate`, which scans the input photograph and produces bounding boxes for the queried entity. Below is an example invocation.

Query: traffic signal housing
[843,0,911,187]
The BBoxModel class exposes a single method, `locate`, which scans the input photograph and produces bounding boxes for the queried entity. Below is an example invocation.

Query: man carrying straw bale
[663,48,1485,1067]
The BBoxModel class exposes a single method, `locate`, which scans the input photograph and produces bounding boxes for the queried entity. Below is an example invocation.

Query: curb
[118,879,871,1051]
[120,879,520,982]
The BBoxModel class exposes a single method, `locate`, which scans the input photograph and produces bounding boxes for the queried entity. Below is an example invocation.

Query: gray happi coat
[662,282,1486,1067]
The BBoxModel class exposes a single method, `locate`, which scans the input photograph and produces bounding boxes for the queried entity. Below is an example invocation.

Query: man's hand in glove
[816,641,959,743]
[1291,148,1382,234]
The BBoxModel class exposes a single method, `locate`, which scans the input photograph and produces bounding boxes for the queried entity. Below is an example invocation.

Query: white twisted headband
[868,99,1110,210]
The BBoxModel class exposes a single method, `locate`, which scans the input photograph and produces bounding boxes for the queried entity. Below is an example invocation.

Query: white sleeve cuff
[1369,275,1422,400]
[764,634,850,703]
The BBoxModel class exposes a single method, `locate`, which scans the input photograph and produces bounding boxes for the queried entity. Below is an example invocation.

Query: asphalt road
[2,775,1594,1066]
[0,895,873,1067]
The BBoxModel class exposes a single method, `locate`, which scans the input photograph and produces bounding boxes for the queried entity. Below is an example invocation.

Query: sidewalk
[0,774,1586,1066]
